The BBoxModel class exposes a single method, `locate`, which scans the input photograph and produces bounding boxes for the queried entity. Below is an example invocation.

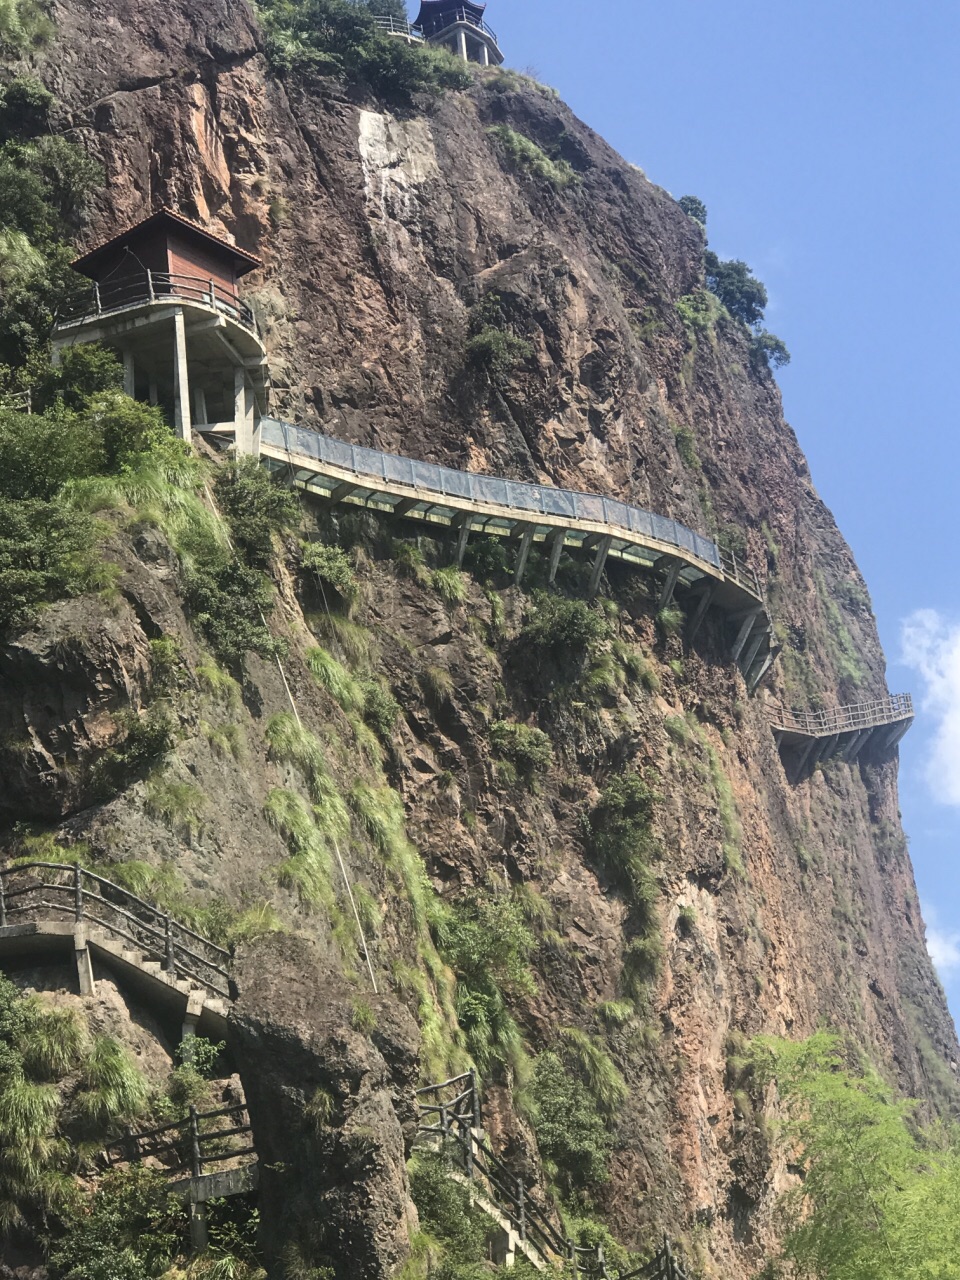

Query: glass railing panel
[574,493,605,522]
[601,498,630,531]
[440,467,472,499]
[505,480,541,513]
[541,488,577,518]
[382,454,415,487]
[412,459,440,489]
[473,475,509,507]
[353,446,386,480]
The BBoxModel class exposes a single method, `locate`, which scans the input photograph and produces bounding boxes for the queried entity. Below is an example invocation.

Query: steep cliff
[1,1,957,1277]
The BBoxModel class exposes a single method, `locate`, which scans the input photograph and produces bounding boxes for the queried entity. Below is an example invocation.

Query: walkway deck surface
[257,418,775,688]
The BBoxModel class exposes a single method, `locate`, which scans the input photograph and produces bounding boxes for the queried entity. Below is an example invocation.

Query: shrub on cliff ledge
[487,125,578,191]
[257,0,471,99]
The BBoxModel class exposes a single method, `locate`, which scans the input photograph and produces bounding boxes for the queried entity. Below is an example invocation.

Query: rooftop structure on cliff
[375,1,503,65]
[53,209,268,452]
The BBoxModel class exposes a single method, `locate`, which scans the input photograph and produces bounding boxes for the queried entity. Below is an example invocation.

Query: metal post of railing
[147,269,155,303]
[189,1105,202,1178]
[165,915,175,973]
[516,1178,526,1241]
[74,865,84,922]
[209,278,216,307]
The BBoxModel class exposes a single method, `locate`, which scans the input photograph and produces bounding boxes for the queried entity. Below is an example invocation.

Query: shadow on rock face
[229,934,420,1280]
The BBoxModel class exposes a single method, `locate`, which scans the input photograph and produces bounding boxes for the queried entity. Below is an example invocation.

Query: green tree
[753,1032,960,1280]
[529,1051,612,1193]
[678,195,707,226]
[704,250,768,327]
[751,328,791,371]
[213,456,300,569]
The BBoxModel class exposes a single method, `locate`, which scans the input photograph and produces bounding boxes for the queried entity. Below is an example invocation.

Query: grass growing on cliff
[487,125,578,191]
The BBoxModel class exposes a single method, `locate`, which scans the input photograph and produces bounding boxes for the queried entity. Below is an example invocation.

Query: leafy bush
[360,678,400,739]
[301,539,357,605]
[184,560,284,664]
[409,1151,489,1267]
[703,250,790,372]
[521,592,608,659]
[431,565,468,605]
[257,0,472,100]
[586,774,657,898]
[213,457,299,569]
[0,0,53,53]
[750,329,791,371]
[490,720,553,781]
[465,326,533,381]
[487,125,578,190]
[529,1051,611,1193]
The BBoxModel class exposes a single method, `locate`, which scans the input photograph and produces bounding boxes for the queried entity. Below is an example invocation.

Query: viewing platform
[377,1,504,65]
[771,693,914,774]
[257,418,776,689]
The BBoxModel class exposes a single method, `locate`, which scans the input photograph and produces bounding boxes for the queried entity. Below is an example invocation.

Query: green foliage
[434,892,535,1075]
[419,664,454,708]
[0,0,53,53]
[489,720,553,783]
[529,1050,612,1194]
[558,1027,627,1115]
[675,291,720,339]
[750,329,791,371]
[307,646,366,714]
[465,326,533,382]
[50,1166,187,1280]
[703,249,790,372]
[751,1031,960,1280]
[586,774,657,899]
[677,904,697,936]
[408,1151,489,1269]
[359,678,400,739]
[351,999,376,1034]
[487,125,578,190]
[678,195,707,226]
[144,776,206,839]
[301,539,357,605]
[663,714,690,744]
[656,603,684,637]
[70,1036,149,1136]
[213,457,299,569]
[184,560,283,664]
[430,565,468,605]
[815,570,865,686]
[521,592,608,659]
[256,0,472,100]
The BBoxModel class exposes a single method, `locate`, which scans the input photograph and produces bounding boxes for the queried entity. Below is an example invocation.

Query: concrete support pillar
[547,529,566,585]
[123,350,136,398]
[193,387,208,427]
[73,925,96,997]
[588,534,612,598]
[657,559,683,611]
[148,380,159,406]
[793,736,819,779]
[687,584,716,643]
[481,40,490,67]
[747,649,776,693]
[489,1225,517,1267]
[847,727,874,763]
[181,990,205,1056]
[454,516,473,568]
[740,625,769,678]
[513,527,534,586]
[188,1201,209,1252]
[172,309,192,442]
[457,28,468,60]
[731,610,762,663]
[234,367,255,456]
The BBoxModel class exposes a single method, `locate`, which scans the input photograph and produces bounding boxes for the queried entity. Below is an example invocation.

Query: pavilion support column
[234,367,254,456]
[481,41,490,66]
[148,379,159,406]
[588,534,612,599]
[172,309,192,442]
[123,350,136,398]
[193,387,208,427]
[457,28,468,60]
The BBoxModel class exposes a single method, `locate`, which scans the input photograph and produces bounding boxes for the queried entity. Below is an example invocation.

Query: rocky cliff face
[2,0,957,1276]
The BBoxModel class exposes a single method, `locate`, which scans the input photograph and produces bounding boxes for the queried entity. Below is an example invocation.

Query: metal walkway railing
[0,862,231,999]
[772,693,914,738]
[416,1072,692,1279]
[56,269,259,336]
[105,1101,256,1179]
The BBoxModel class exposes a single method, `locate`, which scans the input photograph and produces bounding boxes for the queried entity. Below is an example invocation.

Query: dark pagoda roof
[72,208,262,280]
[414,0,487,26]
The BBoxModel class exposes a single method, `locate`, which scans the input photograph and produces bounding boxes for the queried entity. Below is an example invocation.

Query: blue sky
[476,0,960,1018]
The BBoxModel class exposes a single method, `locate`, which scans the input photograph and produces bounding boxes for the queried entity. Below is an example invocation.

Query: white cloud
[900,609,960,805]
[922,902,960,978]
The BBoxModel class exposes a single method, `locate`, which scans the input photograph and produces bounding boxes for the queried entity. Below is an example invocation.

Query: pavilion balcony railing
[0,861,231,999]
[55,270,259,336]
[417,8,499,42]
[261,419,762,600]
[772,693,914,738]
[372,15,425,38]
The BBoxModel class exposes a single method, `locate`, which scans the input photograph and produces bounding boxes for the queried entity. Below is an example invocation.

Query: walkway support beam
[588,535,612,599]
[514,528,534,586]
[658,558,683,612]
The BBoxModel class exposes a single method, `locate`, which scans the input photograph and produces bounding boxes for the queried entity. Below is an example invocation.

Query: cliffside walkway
[104,1102,259,1248]
[0,862,231,1040]
[771,693,914,775]
[416,1072,691,1279]
[257,418,775,690]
